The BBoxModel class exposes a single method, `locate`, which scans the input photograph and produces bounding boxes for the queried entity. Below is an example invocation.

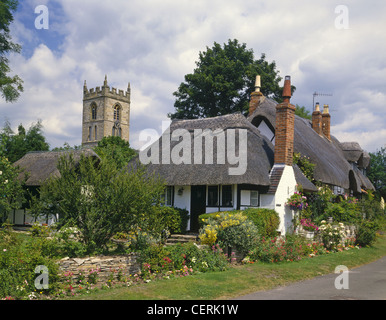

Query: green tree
[30,154,165,251]
[169,39,294,119]
[51,142,81,152]
[295,105,312,120]
[0,0,23,102]
[368,147,386,200]
[0,120,50,163]
[94,136,137,169]
[0,154,25,222]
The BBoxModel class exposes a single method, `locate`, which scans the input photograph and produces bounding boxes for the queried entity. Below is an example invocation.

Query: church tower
[82,76,131,147]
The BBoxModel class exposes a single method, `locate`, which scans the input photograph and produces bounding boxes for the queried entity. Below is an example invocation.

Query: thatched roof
[339,141,371,168]
[14,149,100,187]
[133,113,275,186]
[248,97,374,192]
[132,112,317,191]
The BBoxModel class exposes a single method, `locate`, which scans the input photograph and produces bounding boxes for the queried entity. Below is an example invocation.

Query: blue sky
[1,0,385,153]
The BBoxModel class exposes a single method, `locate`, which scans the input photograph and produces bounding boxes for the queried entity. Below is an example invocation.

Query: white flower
[0,171,2,175]
[4,179,8,184]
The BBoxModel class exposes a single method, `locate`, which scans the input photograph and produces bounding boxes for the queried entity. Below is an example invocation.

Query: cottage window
[94,126,97,141]
[208,186,218,207]
[221,185,233,207]
[250,191,259,207]
[162,186,173,206]
[88,126,92,141]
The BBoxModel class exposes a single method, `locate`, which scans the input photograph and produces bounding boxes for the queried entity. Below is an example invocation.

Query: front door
[190,185,206,232]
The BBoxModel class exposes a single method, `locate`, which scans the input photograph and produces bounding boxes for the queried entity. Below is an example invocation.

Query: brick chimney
[248,75,263,116]
[274,76,296,166]
[322,104,331,140]
[312,102,322,135]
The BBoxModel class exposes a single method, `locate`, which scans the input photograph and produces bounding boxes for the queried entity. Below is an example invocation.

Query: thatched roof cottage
[135,75,373,233]
[8,149,99,225]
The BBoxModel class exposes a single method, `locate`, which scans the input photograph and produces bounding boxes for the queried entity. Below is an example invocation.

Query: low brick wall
[58,253,141,284]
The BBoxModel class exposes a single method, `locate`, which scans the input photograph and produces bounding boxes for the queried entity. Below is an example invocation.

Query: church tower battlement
[82,76,130,147]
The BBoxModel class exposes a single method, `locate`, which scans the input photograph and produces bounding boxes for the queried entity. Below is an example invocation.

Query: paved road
[236,256,386,300]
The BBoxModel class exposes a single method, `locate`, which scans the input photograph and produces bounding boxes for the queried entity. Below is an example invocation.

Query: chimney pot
[248,75,263,116]
[282,75,292,102]
[255,75,261,92]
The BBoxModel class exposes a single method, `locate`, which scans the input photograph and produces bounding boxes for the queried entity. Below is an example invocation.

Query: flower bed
[244,235,327,263]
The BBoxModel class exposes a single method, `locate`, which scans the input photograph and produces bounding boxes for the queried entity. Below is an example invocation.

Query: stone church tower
[82,76,130,147]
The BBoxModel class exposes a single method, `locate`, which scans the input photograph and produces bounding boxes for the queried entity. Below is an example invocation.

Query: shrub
[243,208,280,237]
[148,206,189,236]
[248,236,300,263]
[307,186,335,221]
[36,226,88,259]
[246,235,326,263]
[198,210,241,228]
[138,244,170,274]
[0,228,60,299]
[30,222,53,237]
[199,208,280,238]
[139,242,228,276]
[30,155,165,251]
[127,226,159,252]
[355,220,379,247]
[216,220,260,256]
[318,220,346,251]
[323,199,362,224]
[199,211,260,257]
[199,212,247,246]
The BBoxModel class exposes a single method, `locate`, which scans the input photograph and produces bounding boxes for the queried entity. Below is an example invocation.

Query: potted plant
[299,218,318,239]
[285,191,309,211]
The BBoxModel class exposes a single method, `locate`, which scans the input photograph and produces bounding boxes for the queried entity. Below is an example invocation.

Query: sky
[1,0,385,153]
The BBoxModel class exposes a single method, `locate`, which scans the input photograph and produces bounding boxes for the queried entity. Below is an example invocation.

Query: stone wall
[58,253,140,284]
[298,222,357,244]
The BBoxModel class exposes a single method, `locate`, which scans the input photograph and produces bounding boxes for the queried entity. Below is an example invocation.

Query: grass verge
[72,233,386,300]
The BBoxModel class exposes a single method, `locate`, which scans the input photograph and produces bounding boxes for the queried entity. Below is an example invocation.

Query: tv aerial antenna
[312,92,333,111]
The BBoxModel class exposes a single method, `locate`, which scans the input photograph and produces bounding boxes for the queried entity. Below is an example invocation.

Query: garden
[0,151,385,300]
[1,184,385,300]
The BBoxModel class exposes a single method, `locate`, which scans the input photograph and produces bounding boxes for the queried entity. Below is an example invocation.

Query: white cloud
[0,0,385,153]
